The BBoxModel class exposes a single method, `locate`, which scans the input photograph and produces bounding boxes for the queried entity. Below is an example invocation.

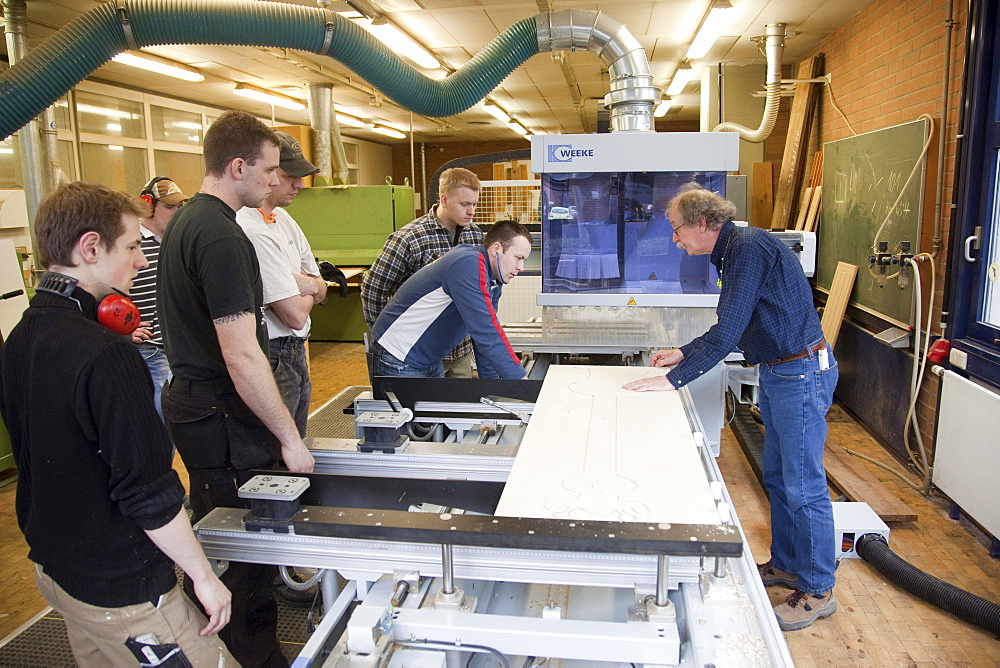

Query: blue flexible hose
[0,0,540,139]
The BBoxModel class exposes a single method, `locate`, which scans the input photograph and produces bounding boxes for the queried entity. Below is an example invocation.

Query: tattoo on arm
[213,311,251,325]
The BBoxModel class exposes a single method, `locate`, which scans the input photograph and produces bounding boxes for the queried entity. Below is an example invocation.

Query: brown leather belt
[764,338,827,366]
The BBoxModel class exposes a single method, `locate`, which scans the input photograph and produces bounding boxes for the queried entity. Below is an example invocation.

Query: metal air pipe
[306,83,333,184]
[713,23,786,143]
[536,8,659,132]
[307,83,349,184]
[3,0,46,233]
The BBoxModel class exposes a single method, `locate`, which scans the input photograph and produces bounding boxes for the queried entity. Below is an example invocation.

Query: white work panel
[496,365,721,526]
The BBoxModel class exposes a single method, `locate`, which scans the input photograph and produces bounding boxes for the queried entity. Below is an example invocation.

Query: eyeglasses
[671,222,686,234]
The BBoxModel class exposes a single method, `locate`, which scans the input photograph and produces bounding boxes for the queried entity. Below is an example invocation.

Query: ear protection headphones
[36,272,142,336]
[140,176,173,208]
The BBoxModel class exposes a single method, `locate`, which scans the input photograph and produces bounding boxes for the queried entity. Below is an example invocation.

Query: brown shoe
[773,589,837,631]
[757,560,799,589]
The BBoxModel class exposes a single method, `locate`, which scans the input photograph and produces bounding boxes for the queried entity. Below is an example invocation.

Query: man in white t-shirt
[236,131,326,437]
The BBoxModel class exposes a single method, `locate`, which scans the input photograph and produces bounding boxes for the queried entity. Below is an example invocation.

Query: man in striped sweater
[131,177,189,417]
[369,220,532,380]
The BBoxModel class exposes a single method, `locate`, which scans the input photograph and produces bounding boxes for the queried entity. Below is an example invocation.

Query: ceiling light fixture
[112,52,205,82]
[686,0,734,60]
[483,102,511,124]
[232,84,306,110]
[653,99,674,117]
[336,114,366,128]
[372,126,406,139]
[666,63,696,97]
[338,12,440,70]
[507,121,528,136]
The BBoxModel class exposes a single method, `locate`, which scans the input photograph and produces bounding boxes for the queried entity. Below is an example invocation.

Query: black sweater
[0,288,184,607]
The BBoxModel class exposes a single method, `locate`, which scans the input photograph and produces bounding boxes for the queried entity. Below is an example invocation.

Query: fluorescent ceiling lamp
[108,145,124,151]
[0,148,13,154]
[106,123,122,131]
[372,126,406,139]
[232,84,306,111]
[686,1,734,60]
[338,12,440,70]
[112,52,205,82]
[653,99,674,117]
[483,102,510,123]
[507,121,528,136]
[336,114,366,128]
[171,121,203,130]
[666,66,696,96]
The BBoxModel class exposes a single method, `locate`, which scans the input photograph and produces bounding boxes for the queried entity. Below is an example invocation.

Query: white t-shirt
[235,206,320,339]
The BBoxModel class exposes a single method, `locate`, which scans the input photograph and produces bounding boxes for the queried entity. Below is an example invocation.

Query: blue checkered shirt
[668,221,824,388]
[361,211,483,361]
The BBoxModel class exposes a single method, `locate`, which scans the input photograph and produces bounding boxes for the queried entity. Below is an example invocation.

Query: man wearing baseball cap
[132,177,189,417]
[236,131,326,438]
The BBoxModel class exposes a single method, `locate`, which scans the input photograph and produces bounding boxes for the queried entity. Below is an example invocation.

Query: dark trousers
[269,336,311,438]
[163,380,286,668]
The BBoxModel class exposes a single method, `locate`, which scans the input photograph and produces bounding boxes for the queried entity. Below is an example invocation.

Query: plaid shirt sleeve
[361,231,419,328]
[667,235,770,389]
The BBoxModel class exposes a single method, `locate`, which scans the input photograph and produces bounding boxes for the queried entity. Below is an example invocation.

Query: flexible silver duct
[536,9,659,133]
[713,23,786,143]
[307,83,349,184]
[3,0,46,232]
[40,106,64,191]
[327,109,349,184]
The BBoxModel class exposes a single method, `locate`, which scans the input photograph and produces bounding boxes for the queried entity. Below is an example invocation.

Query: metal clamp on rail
[238,474,311,533]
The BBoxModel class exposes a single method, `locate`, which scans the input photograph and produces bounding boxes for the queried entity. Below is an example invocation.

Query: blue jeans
[137,343,171,420]
[367,342,444,381]
[268,336,312,438]
[759,344,839,595]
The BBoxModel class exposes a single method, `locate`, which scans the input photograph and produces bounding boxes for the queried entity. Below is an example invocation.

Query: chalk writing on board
[820,119,928,324]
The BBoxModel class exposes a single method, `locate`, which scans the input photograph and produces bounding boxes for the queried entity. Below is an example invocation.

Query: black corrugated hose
[855,533,1000,635]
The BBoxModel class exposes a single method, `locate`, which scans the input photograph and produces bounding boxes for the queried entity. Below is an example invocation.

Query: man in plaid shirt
[362,167,483,377]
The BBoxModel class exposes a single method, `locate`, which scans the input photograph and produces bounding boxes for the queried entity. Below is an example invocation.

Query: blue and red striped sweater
[371,244,526,379]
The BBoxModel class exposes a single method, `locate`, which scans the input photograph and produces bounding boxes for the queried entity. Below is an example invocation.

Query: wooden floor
[1,342,999,666]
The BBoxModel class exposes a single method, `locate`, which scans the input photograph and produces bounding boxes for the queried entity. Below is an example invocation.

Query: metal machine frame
[194,373,793,667]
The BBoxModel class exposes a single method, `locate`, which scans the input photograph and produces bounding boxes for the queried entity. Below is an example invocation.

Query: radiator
[933,369,1000,537]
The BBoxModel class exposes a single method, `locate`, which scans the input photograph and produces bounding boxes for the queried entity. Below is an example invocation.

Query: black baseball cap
[275,131,320,178]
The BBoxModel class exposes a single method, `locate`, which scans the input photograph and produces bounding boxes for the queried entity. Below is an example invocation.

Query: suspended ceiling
[3,0,874,144]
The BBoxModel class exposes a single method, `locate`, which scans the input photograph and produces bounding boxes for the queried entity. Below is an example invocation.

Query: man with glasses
[624,186,839,633]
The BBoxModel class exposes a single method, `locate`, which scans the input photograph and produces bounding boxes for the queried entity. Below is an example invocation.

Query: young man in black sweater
[0,182,236,666]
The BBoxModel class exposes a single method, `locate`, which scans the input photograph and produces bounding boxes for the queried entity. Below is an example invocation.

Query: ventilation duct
[0,1,656,141]
[713,23,786,143]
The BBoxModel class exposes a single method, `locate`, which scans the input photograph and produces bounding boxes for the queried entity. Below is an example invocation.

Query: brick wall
[796,0,967,464]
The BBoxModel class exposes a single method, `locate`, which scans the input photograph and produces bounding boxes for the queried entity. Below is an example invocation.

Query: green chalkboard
[819,119,929,324]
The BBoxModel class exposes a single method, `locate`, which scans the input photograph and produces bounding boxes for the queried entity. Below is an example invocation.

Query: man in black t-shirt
[159,110,314,668]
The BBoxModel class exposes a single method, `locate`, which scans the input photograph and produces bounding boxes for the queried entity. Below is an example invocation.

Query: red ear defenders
[36,272,142,336]
[95,292,142,336]
[140,176,173,208]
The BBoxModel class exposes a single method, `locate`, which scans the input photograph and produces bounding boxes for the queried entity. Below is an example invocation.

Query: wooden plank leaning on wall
[771,55,826,231]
